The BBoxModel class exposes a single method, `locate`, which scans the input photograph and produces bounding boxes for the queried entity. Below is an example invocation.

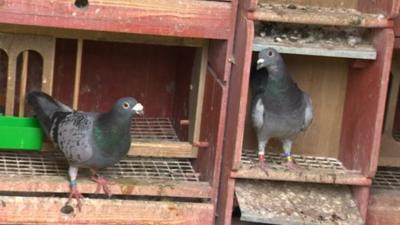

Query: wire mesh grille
[0,152,199,182]
[242,149,348,172]
[131,117,179,141]
[373,167,400,190]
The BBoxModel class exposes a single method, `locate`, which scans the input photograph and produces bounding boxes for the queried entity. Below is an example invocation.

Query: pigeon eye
[122,102,130,109]
[267,51,273,57]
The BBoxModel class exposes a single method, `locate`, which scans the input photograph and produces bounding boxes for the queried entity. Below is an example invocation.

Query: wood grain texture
[250,3,391,28]
[367,189,400,225]
[17,51,28,116]
[379,53,400,166]
[0,175,212,199]
[72,39,83,110]
[0,33,55,115]
[0,0,232,40]
[42,141,197,158]
[339,29,394,177]
[358,0,400,18]
[0,196,213,225]
[243,55,348,158]
[259,0,357,8]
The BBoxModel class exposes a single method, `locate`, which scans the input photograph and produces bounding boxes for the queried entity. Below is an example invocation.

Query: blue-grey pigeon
[27,91,143,209]
[251,48,313,170]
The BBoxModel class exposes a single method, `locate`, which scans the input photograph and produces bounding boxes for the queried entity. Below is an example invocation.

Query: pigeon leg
[283,139,299,170]
[258,140,268,171]
[90,169,112,197]
[66,166,83,211]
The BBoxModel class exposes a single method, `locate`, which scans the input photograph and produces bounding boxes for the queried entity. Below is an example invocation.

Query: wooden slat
[72,39,83,110]
[253,37,377,60]
[0,196,213,225]
[188,44,208,155]
[130,141,196,158]
[42,141,197,158]
[0,176,212,199]
[367,189,400,225]
[0,0,232,40]
[250,3,391,28]
[18,51,29,117]
[231,167,372,185]
[0,24,207,48]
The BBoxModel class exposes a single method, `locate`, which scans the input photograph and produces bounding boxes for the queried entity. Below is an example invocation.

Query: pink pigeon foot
[91,174,112,197]
[67,184,83,212]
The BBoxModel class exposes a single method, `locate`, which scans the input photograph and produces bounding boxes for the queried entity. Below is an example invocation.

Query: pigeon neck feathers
[262,60,303,114]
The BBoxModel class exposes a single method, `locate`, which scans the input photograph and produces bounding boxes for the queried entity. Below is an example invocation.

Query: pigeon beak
[256,58,265,70]
[132,103,144,116]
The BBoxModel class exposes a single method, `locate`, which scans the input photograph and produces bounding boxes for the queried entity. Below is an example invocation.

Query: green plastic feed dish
[0,116,43,151]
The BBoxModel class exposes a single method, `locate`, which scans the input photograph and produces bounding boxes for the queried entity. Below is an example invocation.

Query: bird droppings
[235,180,364,225]
[255,21,369,49]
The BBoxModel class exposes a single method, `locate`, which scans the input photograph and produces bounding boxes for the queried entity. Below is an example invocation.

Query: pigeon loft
[217,0,396,225]
[0,0,237,224]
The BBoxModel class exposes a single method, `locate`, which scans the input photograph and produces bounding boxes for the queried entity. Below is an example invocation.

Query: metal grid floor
[242,149,347,172]
[0,152,199,182]
[131,117,179,141]
[373,167,400,190]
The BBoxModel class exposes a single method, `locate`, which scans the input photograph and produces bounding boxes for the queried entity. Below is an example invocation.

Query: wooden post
[189,42,208,156]
[18,51,29,117]
[73,39,83,110]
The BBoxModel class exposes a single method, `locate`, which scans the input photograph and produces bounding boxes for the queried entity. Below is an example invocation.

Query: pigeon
[27,91,144,210]
[251,47,313,170]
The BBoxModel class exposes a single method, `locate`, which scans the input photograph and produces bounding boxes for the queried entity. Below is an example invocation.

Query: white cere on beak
[257,58,265,65]
[132,103,144,112]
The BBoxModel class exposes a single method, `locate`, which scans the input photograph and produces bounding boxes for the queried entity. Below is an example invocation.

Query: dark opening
[74,0,89,9]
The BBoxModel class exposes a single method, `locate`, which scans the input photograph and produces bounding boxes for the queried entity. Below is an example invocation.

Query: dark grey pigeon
[27,91,143,210]
[251,48,313,170]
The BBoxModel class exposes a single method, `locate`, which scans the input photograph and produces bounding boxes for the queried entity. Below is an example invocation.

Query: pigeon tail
[27,91,72,135]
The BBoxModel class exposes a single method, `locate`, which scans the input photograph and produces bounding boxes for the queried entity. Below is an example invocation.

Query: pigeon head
[256,48,282,71]
[112,97,144,117]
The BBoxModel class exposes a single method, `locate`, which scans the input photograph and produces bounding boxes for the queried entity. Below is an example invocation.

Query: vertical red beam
[339,29,394,177]
[216,1,254,224]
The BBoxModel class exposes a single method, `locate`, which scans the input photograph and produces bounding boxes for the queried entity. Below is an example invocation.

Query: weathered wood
[235,180,364,225]
[130,141,196,158]
[18,51,29,116]
[0,0,233,40]
[72,39,83,110]
[379,53,400,167]
[0,196,213,225]
[250,3,391,28]
[42,141,197,158]
[358,0,400,19]
[232,167,371,186]
[253,37,377,60]
[0,24,207,48]
[367,189,400,225]
[339,28,394,176]
[0,175,212,199]
[0,33,56,115]
[259,0,358,8]
[189,45,208,157]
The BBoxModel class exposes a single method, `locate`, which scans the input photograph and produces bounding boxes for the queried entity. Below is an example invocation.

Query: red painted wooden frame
[217,0,395,224]
[0,0,232,40]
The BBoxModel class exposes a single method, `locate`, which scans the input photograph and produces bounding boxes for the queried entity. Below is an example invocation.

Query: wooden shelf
[253,36,377,59]
[0,196,213,225]
[0,152,211,199]
[235,180,364,225]
[231,150,371,185]
[0,0,232,40]
[249,3,391,28]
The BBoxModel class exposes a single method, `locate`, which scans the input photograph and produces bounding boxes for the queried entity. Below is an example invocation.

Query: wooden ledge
[0,196,213,225]
[0,176,212,199]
